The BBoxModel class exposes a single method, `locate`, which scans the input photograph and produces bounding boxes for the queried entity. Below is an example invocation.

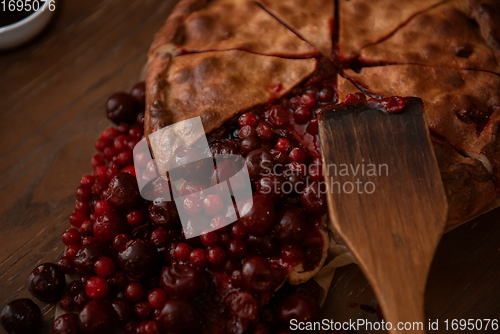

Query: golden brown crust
[178,0,317,57]
[432,137,497,228]
[145,50,317,163]
[149,0,209,57]
[359,0,500,73]
[344,65,500,154]
[338,0,444,60]
[470,0,500,64]
[255,0,334,57]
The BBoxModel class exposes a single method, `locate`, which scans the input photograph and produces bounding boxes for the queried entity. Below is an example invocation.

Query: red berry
[81,236,95,245]
[91,154,105,168]
[80,175,95,186]
[230,223,247,239]
[275,138,291,152]
[69,211,87,228]
[189,248,208,268]
[126,210,143,226]
[57,256,75,275]
[289,148,306,163]
[203,194,223,216]
[94,137,110,152]
[121,165,136,176]
[256,122,274,142]
[94,257,115,277]
[238,113,257,128]
[183,196,202,216]
[207,246,226,266]
[113,135,129,153]
[80,220,93,236]
[113,234,132,252]
[125,282,145,302]
[300,93,316,107]
[293,106,312,124]
[147,289,168,309]
[65,244,81,259]
[238,125,256,139]
[174,243,191,262]
[227,239,247,259]
[74,201,91,216]
[85,276,109,299]
[94,200,109,216]
[62,228,81,246]
[268,105,289,128]
[210,215,229,232]
[200,229,218,247]
[150,228,168,247]
[117,151,133,166]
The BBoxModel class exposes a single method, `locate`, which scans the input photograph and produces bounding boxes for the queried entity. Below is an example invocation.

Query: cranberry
[183,195,202,216]
[155,300,201,333]
[189,248,208,267]
[174,243,191,262]
[246,235,279,257]
[74,201,91,216]
[226,291,258,320]
[117,150,133,166]
[91,181,107,197]
[93,209,129,243]
[256,121,274,142]
[148,288,168,309]
[227,239,247,259]
[106,92,139,125]
[210,159,242,187]
[105,172,141,211]
[149,201,181,230]
[219,232,231,247]
[300,93,316,107]
[203,194,224,215]
[69,211,87,228]
[268,105,289,128]
[270,148,288,164]
[52,313,79,334]
[66,244,81,259]
[230,269,243,288]
[300,181,327,216]
[113,134,129,153]
[80,220,93,236]
[78,299,114,334]
[239,125,256,139]
[200,229,218,246]
[62,228,81,246]
[118,238,159,277]
[288,148,305,163]
[256,174,286,200]
[67,280,84,296]
[209,139,241,157]
[57,256,75,275]
[272,207,309,244]
[239,194,276,236]
[85,276,109,299]
[1,299,42,334]
[126,210,143,226]
[306,118,319,135]
[131,82,146,106]
[293,105,312,124]
[111,297,133,322]
[245,148,274,181]
[207,246,226,266]
[94,137,110,152]
[28,263,65,302]
[211,215,229,231]
[280,244,304,263]
[107,271,128,289]
[113,233,132,251]
[170,147,212,182]
[242,257,273,292]
[59,295,74,312]
[73,291,91,312]
[277,293,319,323]
[150,228,168,247]
[230,223,247,239]
[91,154,105,168]
[125,282,145,302]
[345,92,367,104]
[318,87,334,103]
[74,242,108,276]
[94,256,115,277]
[135,301,153,320]
[160,264,205,298]
[240,137,261,154]
[275,138,291,152]
[137,320,160,334]
[238,113,257,128]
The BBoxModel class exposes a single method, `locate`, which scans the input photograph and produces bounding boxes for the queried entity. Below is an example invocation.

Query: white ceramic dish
[0,0,56,50]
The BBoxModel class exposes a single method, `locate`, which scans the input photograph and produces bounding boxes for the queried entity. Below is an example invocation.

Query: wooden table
[0,1,498,333]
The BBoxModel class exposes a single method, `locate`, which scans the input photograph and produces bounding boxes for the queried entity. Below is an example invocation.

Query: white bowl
[0,0,56,50]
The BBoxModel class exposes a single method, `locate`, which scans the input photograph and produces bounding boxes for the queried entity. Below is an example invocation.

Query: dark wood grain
[0,2,498,334]
[0,0,177,332]
[318,99,448,333]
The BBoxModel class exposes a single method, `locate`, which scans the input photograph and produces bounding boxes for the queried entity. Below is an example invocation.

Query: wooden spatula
[318,97,448,333]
